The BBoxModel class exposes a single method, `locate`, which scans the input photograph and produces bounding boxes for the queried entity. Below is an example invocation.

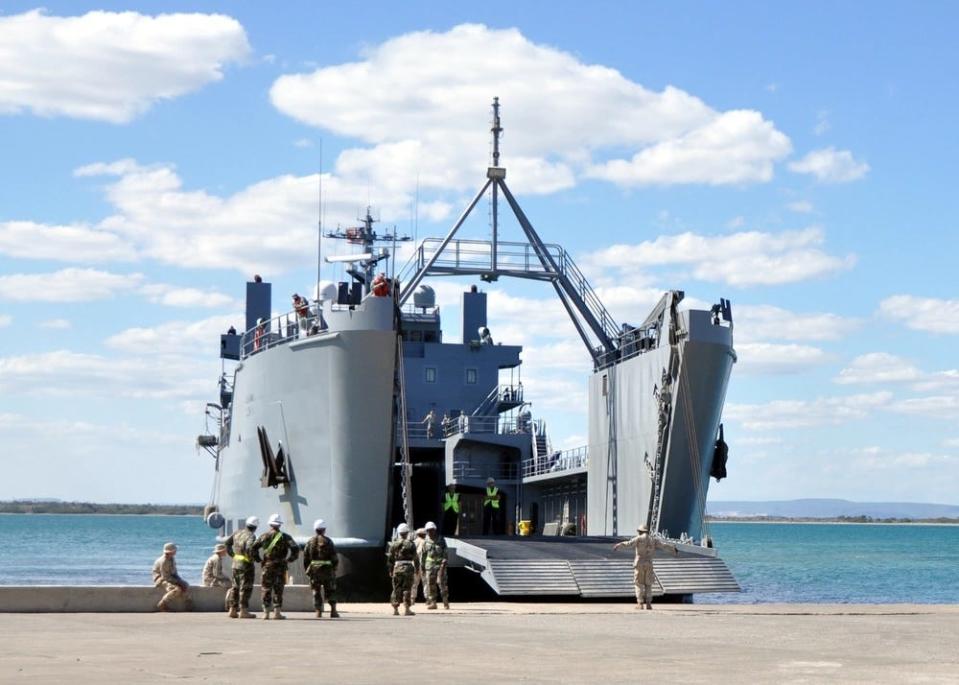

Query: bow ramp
[448,537,740,598]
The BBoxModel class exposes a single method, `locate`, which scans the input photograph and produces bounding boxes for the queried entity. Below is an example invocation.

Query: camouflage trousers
[390,563,416,607]
[158,581,190,607]
[261,562,288,609]
[308,566,337,609]
[633,563,656,605]
[228,564,254,609]
[425,564,448,605]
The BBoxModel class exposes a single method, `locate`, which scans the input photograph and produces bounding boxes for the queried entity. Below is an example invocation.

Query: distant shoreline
[707,516,959,525]
[0,502,203,516]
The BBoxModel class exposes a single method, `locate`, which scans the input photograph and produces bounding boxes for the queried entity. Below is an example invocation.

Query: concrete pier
[2,603,957,684]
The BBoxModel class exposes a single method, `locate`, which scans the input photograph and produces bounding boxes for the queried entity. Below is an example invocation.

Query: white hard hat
[246,516,259,528]
[396,523,410,535]
[424,521,437,531]
[257,317,265,325]
[313,519,326,531]
[268,513,283,527]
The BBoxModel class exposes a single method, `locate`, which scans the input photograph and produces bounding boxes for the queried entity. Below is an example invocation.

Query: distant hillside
[0,501,203,515]
[707,499,959,520]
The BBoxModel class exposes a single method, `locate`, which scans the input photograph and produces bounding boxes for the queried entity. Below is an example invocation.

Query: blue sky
[1,2,957,504]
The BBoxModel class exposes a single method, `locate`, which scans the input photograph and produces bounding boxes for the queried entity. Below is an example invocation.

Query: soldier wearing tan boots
[613,524,678,610]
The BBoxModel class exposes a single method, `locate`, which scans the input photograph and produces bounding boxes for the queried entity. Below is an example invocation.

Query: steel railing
[522,445,589,479]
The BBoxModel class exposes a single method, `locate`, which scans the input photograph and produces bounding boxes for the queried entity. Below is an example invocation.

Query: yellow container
[518,520,532,536]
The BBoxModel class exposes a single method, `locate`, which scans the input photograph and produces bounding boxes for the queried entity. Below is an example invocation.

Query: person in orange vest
[372,272,390,297]
[253,318,266,352]
[441,483,460,536]
[482,477,501,535]
[292,293,311,335]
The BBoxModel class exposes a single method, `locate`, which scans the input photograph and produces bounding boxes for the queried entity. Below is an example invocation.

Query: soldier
[225,516,259,619]
[303,518,339,619]
[413,527,427,604]
[482,477,501,535]
[202,543,231,587]
[612,524,679,610]
[152,542,193,612]
[252,513,300,620]
[421,521,449,610]
[386,523,419,616]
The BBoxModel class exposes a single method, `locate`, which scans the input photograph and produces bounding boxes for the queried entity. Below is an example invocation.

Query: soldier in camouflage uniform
[303,518,339,619]
[386,522,419,616]
[152,542,194,612]
[612,524,679,610]
[225,515,259,618]
[252,513,300,620]
[420,521,449,610]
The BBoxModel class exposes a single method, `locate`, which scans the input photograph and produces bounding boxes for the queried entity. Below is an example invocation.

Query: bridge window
[465,368,478,385]
[425,367,437,383]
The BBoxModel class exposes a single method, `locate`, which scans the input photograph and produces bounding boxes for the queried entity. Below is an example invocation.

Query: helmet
[396,523,410,535]
[268,513,283,527]
[257,318,265,325]
[486,477,495,485]
[213,543,226,553]
[313,518,326,531]
[163,542,177,553]
[245,516,259,528]
[424,521,437,531]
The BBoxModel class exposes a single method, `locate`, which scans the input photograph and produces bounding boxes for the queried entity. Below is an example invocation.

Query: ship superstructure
[199,99,739,598]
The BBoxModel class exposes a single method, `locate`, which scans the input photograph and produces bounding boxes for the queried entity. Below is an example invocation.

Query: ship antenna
[490,97,502,271]
[491,96,502,167]
[315,139,324,304]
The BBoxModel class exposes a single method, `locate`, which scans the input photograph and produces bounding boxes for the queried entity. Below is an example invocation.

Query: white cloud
[913,370,959,393]
[40,318,71,330]
[0,268,143,302]
[66,159,446,274]
[834,352,923,385]
[139,284,235,308]
[106,313,241,355]
[735,304,859,343]
[270,24,791,193]
[879,295,959,334]
[587,110,792,186]
[0,9,250,123]
[852,446,954,470]
[789,147,869,183]
[890,395,959,420]
[0,350,210,400]
[813,110,830,136]
[944,438,959,449]
[786,200,813,214]
[294,138,314,148]
[585,226,855,287]
[0,221,136,262]
[725,391,892,431]
[735,342,830,375]
[0,315,10,328]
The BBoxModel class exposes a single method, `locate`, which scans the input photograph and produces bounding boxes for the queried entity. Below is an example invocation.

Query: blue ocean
[1,514,957,603]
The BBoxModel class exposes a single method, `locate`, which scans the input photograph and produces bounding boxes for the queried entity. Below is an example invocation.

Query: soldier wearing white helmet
[224,516,259,618]
[421,521,450,610]
[252,513,300,620]
[303,518,339,619]
[386,522,419,616]
[612,524,679,610]
[152,542,193,612]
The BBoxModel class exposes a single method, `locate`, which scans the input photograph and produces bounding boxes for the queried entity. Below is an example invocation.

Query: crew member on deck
[441,483,460,536]
[292,293,311,335]
[482,477,501,535]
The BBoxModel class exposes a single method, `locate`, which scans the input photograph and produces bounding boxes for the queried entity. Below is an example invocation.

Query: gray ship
[199,100,739,598]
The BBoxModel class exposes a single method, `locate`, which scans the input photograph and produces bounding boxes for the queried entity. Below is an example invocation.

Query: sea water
[1,514,957,603]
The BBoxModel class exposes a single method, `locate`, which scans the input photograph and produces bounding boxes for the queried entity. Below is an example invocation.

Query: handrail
[522,445,589,478]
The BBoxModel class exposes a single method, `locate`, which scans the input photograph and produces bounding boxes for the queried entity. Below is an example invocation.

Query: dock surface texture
[3,604,957,684]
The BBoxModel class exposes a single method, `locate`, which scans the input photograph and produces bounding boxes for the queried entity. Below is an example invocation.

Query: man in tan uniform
[612,524,679,610]
[152,542,193,612]
[202,543,231,587]
[412,527,427,604]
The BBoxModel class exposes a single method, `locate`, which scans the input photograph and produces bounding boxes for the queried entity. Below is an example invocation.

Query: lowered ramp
[449,536,739,598]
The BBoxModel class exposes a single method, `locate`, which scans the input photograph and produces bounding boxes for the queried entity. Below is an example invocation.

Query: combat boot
[404,605,415,616]
[427,602,437,610]
[229,606,238,619]
[392,605,400,616]
[315,609,323,618]
[263,608,272,620]
[156,600,169,612]
[329,603,340,619]
[443,601,450,610]
[645,603,653,610]
[239,608,255,619]
[273,609,286,620]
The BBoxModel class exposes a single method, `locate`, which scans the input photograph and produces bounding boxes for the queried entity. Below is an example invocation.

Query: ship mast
[325,207,409,294]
